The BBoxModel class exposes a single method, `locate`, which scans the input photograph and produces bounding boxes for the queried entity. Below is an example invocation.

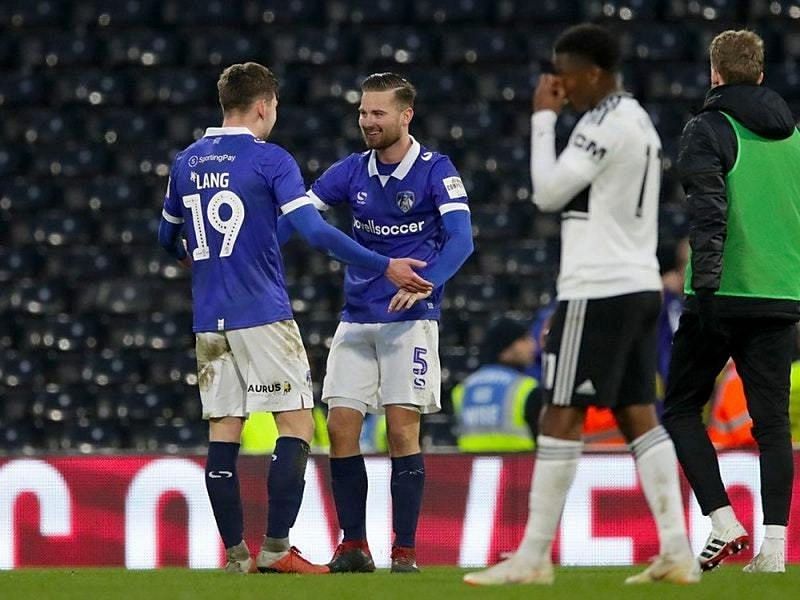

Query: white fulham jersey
[530,93,662,300]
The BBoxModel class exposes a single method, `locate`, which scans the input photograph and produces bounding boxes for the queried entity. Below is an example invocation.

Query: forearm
[685,175,728,291]
[158,218,186,260]
[287,205,389,273]
[276,215,295,246]
[422,212,474,287]
[530,111,591,212]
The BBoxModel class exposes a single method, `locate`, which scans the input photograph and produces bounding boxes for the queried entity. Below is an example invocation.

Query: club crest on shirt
[396,190,415,213]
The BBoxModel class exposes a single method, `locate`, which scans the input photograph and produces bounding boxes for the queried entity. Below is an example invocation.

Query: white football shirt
[531,93,662,300]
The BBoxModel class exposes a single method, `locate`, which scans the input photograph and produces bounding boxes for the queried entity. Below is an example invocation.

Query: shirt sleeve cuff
[532,110,558,130]
[280,196,313,215]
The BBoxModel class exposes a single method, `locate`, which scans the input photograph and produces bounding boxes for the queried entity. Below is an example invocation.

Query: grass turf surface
[1,566,797,599]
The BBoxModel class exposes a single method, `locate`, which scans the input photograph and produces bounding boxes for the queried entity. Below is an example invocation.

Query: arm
[285,203,432,292]
[158,217,187,260]
[677,115,729,292]
[276,190,331,246]
[530,110,594,212]
[158,169,189,263]
[388,200,473,312]
[420,209,473,287]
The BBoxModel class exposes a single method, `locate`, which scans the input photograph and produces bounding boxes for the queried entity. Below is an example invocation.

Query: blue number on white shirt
[182,191,245,260]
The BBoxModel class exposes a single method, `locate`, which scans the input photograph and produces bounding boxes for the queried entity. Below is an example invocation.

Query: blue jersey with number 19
[162,126,311,333]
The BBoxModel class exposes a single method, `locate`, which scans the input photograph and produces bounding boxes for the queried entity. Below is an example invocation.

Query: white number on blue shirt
[182,191,245,260]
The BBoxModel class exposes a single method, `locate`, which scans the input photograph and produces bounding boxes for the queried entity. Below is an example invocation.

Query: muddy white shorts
[322,320,441,415]
[196,320,313,419]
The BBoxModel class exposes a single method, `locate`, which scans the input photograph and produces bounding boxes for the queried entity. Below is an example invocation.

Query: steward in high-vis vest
[452,317,539,452]
[662,29,800,572]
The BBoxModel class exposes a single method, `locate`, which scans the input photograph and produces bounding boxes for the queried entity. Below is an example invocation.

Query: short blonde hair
[709,30,764,85]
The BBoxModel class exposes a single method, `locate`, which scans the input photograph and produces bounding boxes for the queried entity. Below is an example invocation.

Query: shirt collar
[367,136,421,186]
[203,126,255,137]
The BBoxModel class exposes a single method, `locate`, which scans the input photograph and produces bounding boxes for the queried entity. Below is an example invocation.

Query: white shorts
[196,320,314,419]
[322,320,441,415]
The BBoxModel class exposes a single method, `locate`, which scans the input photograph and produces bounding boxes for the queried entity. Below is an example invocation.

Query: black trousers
[662,312,795,525]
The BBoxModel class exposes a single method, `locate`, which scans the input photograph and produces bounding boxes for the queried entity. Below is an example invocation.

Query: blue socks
[391,453,425,548]
[330,455,368,541]
[266,436,310,539]
[205,441,243,549]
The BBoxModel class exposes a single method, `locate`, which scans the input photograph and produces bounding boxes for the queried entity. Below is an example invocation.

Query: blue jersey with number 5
[162,127,309,332]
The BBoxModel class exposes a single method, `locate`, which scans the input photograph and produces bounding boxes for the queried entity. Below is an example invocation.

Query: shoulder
[321,151,365,178]
[249,141,298,166]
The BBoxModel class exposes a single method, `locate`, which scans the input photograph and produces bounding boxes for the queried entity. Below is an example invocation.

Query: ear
[757,71,764,85]
[257,98,268,120]
[402,106,414,127]
[710,67,724,87]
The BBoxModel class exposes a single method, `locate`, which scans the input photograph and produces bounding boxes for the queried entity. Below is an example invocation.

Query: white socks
[630,426,692,557]
[516,435,583,563]
[760,525,786,556]
[710,505,739,532]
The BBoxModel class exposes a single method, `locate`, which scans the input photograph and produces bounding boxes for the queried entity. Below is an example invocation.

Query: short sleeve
[161,161,184,224]
[429,156,470,215]
[556,116,621,184]
[266,149,312,215]
[308,155,353,209]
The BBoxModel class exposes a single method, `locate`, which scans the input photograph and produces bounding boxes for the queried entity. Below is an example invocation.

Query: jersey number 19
[182,191,245,261]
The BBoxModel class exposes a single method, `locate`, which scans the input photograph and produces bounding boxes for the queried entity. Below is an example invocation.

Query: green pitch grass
[1,566,797,600]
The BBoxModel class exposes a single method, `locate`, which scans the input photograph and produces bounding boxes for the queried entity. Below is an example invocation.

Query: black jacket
[677,84,800,320]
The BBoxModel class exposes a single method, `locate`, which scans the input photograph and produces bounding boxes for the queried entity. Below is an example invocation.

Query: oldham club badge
[396,190,415,213]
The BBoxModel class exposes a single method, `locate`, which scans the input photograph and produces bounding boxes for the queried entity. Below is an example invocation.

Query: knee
[386,427,419,456]
[327,410,362,455]
[275,410,314,444]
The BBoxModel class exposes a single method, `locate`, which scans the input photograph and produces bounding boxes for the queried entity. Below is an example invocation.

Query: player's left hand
[178,238,191,269]
[388,289,432,312]
[385,258,433,294]
[533,74,566,114]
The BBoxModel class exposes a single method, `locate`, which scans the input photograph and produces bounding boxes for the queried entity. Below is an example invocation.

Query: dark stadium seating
[1,0,799,451]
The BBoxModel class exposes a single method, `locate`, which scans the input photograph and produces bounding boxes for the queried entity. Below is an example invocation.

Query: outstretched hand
[388,289,432,313]
[385,258,433,294]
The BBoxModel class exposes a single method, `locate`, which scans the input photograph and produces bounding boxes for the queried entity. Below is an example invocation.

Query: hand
[533,74,566,114]
[696,289,719,333]
[385,258,433,294]
[388,289,432,313]
[178,239,191,269]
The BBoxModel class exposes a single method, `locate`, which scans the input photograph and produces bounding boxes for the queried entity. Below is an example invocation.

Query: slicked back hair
[217,62,278,114]
[361,72,416,109]
[554,23,621,73]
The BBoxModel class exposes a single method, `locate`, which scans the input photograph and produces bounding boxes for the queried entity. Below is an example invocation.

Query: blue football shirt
[308,137,469,323]
[162,126,312,332]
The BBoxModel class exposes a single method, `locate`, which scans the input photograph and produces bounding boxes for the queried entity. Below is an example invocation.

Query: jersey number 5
[182,191,245,261]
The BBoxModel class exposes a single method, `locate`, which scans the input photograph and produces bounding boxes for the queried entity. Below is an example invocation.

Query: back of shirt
[556,95,662,299]
[162,127,309,332]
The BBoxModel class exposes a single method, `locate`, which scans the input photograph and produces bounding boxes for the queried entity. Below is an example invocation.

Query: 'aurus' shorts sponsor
[196,320,313,419]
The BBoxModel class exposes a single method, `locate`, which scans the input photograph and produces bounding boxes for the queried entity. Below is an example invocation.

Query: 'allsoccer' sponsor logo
[353,217,425,237]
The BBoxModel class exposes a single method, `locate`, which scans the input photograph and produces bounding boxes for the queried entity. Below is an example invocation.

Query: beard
[361,126,401,150]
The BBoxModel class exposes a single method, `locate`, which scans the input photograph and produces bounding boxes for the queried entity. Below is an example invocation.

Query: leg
[732,320,794,527]
[732,320,794,572]
[225,321,327,573]
[661,312,732,515]
[327,405,368,541]
[376,320,440,571]
[206,416,246,551]
[320,323,381,571]
[386,405,425,557]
